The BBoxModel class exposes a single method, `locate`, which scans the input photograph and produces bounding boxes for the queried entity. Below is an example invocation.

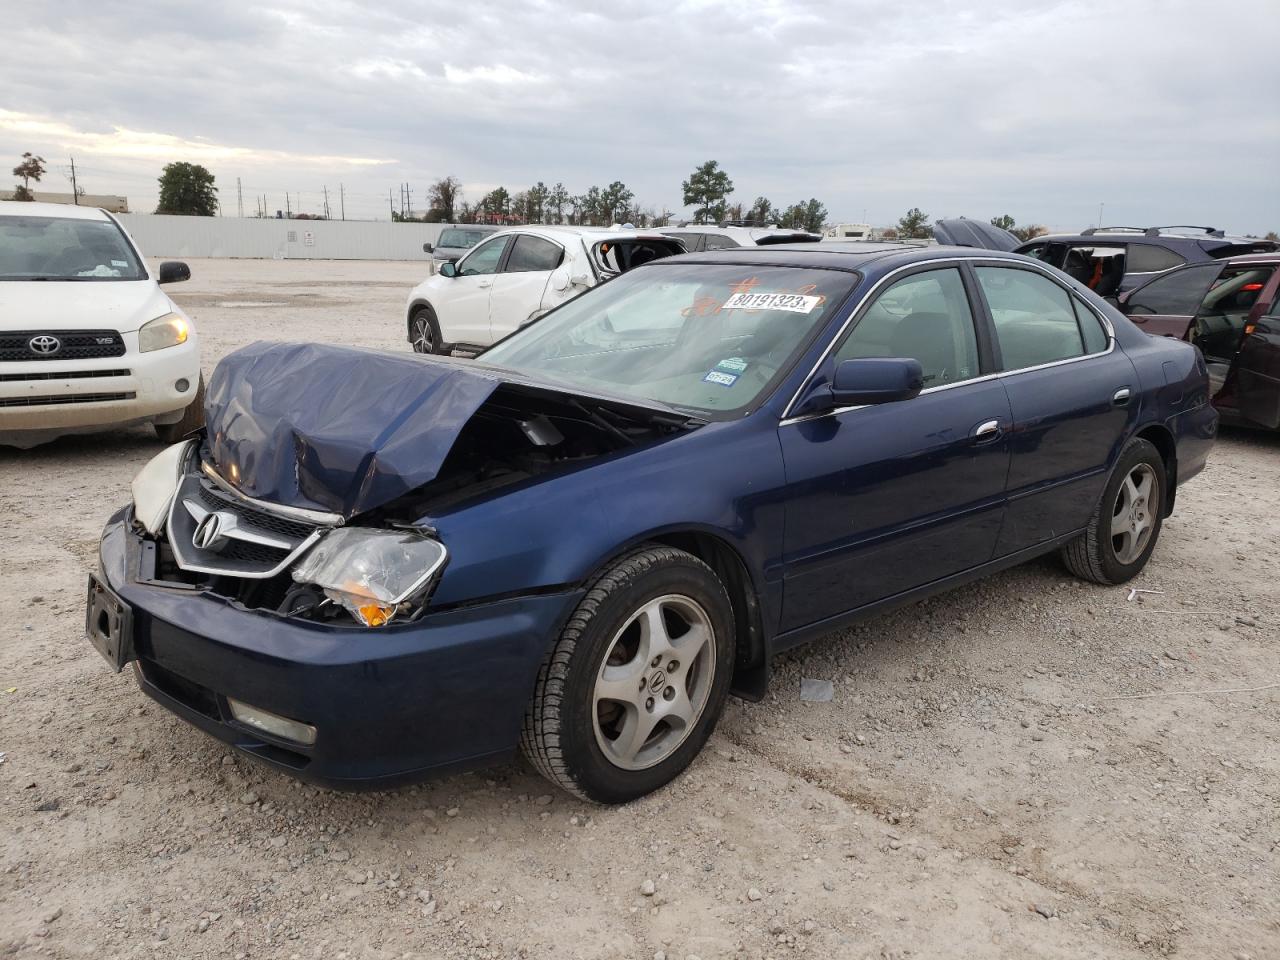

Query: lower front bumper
[97,508,583,789]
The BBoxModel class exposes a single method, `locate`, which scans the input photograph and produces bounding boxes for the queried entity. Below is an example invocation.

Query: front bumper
[95,508,583,789]
[0,335,200,439]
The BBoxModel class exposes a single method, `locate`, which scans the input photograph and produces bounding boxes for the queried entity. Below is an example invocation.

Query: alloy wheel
[1111,462,1158,565]
[592,594,716,771]
[411,316,434,354]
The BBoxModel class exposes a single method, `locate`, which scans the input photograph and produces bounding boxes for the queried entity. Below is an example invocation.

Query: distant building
[0,191,130,213]
[822,222,872,240]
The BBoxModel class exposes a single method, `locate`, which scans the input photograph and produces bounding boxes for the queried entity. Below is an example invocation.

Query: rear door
[970,264,1139,556]
[488,234,563,341]
[1217,270,1280,429]
[1119,262,1225,340]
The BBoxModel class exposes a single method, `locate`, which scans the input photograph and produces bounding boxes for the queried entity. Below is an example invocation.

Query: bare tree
[427,176,462,222]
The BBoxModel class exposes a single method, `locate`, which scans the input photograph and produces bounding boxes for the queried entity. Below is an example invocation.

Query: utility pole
[1098,202,1105,228]
[323,185,331,219]
[237,177,244,218]
[69,156,79,204]
[339,184,345,221]
[285,193,292,218]
[389,187,394,219]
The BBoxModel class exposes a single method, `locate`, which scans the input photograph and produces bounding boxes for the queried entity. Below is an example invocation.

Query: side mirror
[423,242,434,254]
[830,357,923,406]
[157,261,190,284]
[438,262,457,278]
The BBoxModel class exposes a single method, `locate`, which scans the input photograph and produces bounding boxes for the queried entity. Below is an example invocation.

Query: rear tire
[410,307,443,355]
[1062,437,1166,585]
[154,376,205,444]
[520,545,735,803]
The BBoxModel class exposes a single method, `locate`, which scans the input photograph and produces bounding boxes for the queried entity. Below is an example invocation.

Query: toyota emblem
[28,335,61,356]
[192,511,233,551]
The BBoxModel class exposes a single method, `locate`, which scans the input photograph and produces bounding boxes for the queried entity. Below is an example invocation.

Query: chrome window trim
[780,257,1118,425]
[202,461,345,526]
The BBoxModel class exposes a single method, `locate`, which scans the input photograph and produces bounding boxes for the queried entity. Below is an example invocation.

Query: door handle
[477,280,492,289]
[1112,387,1131,406]
[971,418,1002,442]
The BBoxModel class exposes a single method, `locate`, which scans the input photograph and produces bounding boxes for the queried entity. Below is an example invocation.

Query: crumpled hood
[204,342,500,518]
[0,279,174,332]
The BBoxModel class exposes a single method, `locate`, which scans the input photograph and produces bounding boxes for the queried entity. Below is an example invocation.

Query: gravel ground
[1,258,1277,960]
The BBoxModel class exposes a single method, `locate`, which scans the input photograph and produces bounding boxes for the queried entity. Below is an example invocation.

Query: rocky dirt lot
[1,259,1277,960]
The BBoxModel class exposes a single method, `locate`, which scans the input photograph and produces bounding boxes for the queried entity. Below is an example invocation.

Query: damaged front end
[131,341,697,628]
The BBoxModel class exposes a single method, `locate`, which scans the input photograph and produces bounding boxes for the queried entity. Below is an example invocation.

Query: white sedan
[0,201,202,447]
[404,225,685,355]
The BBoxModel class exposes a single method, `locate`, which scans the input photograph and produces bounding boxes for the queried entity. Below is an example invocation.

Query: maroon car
[1117,253,1280,431]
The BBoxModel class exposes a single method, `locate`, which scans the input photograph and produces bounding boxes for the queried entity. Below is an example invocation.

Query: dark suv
[1016,226,1278,298]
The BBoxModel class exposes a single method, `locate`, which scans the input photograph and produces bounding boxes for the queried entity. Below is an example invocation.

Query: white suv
[404,225,685,354]
[0,202,202,447]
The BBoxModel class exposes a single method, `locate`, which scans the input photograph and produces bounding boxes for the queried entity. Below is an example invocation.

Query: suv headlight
[291,528,448,627]
[131,439,194,535]
[138,312,189,352]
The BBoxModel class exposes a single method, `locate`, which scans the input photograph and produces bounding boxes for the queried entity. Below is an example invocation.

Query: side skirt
[767,529,1085,658]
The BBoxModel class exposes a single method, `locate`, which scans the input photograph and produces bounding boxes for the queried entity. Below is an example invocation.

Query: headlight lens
[291,528,448,627]
[138,312,189,352]
[131,439,194,535]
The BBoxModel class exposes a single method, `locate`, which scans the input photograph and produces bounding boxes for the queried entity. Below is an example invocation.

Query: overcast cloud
[2,0,1278,231]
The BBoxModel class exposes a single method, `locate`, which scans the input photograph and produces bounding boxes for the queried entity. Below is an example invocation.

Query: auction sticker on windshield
[722,292,821,313]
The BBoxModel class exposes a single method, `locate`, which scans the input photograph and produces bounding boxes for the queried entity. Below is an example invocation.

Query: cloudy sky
[3,0,1278,232]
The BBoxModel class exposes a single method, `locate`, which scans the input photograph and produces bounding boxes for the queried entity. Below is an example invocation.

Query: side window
[835,268,980,388]
[1125,263,1221,315]
[975,267,1085,370]
[505,235,563,273]
[1126,243,1187,274]
[1020,243,1048,261]
[666,232,703,252]
[703,234,739,250]
[457,236,508,276]
[1073,297,1110,354]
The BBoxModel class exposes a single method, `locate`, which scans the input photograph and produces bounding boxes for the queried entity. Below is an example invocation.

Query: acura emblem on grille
[28,335,61,355]
[192,511,235,551]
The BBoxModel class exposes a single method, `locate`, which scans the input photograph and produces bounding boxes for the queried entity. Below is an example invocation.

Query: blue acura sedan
[87,243,1216,803]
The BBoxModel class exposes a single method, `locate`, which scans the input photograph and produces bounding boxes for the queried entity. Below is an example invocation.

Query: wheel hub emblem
[648,670,668,693]
[192,511,233,551]
[28,335,61,355]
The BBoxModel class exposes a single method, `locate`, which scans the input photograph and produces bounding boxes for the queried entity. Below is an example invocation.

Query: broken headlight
[290,528,448,627]
[131,439,195,535]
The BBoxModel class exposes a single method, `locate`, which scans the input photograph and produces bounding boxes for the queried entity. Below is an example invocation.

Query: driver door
[444,235,510,344]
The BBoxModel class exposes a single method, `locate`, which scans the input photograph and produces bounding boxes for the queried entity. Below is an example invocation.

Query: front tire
[1062,437,1166,585]
[521,545,735,803]
[410,307,443,355]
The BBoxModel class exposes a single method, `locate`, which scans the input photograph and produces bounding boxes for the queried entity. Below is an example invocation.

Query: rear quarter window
[1126,243,1186,274]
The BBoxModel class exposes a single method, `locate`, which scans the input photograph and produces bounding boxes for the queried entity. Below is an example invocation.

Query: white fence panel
[115,214,448,261]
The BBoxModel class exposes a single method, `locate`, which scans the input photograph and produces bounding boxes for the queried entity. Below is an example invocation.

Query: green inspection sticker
[715,357,748,373]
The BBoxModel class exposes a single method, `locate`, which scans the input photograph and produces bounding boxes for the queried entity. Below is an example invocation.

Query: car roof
[492,225,677,243]
[667,241,1034,273]
[0,201,112,221]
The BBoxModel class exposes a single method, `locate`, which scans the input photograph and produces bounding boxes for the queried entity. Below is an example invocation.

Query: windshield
[0,215,146,281]
[437,228,490,250]
[481,262,858,415]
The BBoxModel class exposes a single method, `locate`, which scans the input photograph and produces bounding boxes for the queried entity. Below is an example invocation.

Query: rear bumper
[96,508,583,789]
[0,335,199,439]
[1169,399,1218,488]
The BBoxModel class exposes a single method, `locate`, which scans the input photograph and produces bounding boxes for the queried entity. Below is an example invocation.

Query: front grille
[0,330,126,362]
[195,482,315,541]
[166,472,324,579]
[0,369,130,383]
[0,391,135,407]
